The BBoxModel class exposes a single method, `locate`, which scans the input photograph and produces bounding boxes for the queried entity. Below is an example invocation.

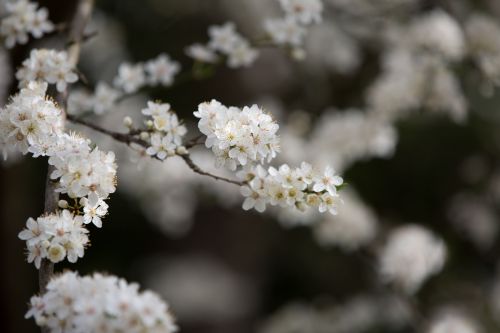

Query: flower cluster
[264,0,323,53]
[16,49,78,92]
[0,82,63,158]
[145,54,181,86]
[49,144,117,200]
[113,53,180,93]
[367,10,467,123]
[407,9,465,61]
[309,109,397,171]
[18,210,89,268]
[186,22,259,68]
[238,163,343,215]
[264,17,307,48]
[140,101,187,160]
[194,100,280,170]
[0,0,54,48]
[1,81,115,229]
[379,225,447,294]
[26,271,178,333]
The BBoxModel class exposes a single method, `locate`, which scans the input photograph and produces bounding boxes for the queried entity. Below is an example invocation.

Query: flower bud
[123,116,133,128]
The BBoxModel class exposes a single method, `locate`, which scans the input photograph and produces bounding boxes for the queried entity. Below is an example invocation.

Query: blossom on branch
[0,81,63,158]
[238,162,343,215]
[18,210,89,268]
[16,49,78,92]
[141,101,187,160]
[26,271,177,333]
[194,100,280,170]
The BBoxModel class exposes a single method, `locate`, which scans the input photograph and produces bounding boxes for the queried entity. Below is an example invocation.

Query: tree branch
[180,154,244,186]
[39,0,95,312]
[66,115,244,186]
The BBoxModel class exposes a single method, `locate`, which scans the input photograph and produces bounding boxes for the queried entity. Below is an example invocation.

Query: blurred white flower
[0,0,54,48]
[379,224,447,293]
[145,53,180,86]
[16,49,78,92]
[447,193,498,251]
[113,62,146,93]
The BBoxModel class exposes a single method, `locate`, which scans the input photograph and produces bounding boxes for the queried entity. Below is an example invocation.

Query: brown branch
[66,116,244,186]
[66,114,147,146]
[39,166,57,294]
[39,0,95,317]
[180,154,244,186]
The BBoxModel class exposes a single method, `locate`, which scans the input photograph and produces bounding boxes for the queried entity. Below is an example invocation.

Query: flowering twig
[39,0,95,306]
[66,114,146,146]
[66,115,244,186]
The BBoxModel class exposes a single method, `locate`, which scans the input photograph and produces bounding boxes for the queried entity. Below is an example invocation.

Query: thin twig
[66,114,147,146]
[180,154,244,186]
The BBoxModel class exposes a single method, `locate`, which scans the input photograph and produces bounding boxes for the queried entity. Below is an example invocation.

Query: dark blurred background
[2,0,500,332]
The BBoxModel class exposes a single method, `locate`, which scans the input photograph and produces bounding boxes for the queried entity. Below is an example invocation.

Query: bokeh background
[2,0,500,332]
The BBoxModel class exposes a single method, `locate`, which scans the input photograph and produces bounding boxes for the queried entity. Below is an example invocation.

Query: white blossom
[367,49,467,122]
[113,62,146,93]
[16,49,78,92]
[207,22,259,68]
[67,89,94,115]
[379,225,447,293]
[146,133,177,160]
[0,0,54,48]
[67,84,119,116]
[264,17,307,46]
[142,101,187,159]
[49,145,117,200]
[145,53,180,86]
[447,193,498,251]
[208,22,241,54]
[237,162,343,216]
[309,109,398,171]
[185,43,218,63]
[26,271,177,333]
[18,210,89,268]
[194,100,280,170]
[408,9,465,61]
[92,82,121,114]
[80,192,109,228]
[226,40,259,68]
[0,81,64,159]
